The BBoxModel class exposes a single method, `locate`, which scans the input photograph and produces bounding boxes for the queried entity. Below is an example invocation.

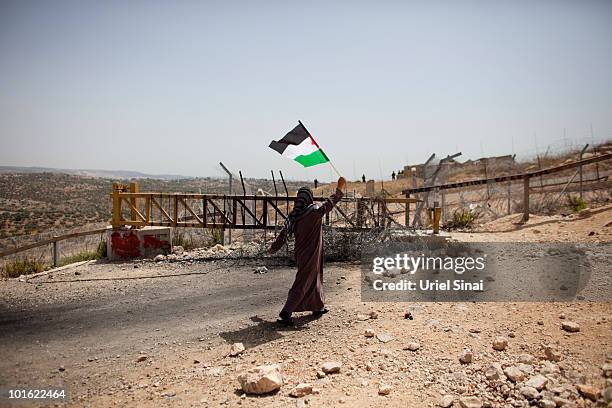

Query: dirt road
[1,210,611,407]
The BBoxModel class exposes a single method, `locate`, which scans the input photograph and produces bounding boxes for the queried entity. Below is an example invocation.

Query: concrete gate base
[107,226,172,261]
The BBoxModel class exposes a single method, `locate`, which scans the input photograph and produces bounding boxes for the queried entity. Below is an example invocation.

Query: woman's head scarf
[285,187,314,236]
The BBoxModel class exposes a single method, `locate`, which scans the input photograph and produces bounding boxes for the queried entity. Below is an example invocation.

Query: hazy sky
[1,1,611,181]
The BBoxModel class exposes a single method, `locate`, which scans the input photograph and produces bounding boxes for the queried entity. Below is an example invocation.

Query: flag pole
[298,120,342,178]
[327,160,342,179]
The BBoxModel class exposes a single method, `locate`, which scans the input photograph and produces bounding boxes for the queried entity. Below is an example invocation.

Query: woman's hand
[337,176,346,190]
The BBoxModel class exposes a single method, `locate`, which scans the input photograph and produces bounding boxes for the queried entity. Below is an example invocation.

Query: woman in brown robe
[270,177,346,326]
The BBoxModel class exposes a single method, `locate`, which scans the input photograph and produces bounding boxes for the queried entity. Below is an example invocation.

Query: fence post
[129,182,139,224]
[112,183,122,229]
[173,195,178,227]
[404,194,410,227]
[432,201,441,234]
[522,176,530,222]
[53,241,59,267]
[507,180,512,215]
[578,144,589,199]
[356,198,364,227]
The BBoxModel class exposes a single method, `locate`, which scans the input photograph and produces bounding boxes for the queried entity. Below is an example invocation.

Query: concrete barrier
[107,226,171,261]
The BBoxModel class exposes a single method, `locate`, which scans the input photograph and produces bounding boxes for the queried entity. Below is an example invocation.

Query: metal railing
[111,182,422,231]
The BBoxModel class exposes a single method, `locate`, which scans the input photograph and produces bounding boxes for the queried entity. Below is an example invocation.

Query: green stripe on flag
[294,149,330,167]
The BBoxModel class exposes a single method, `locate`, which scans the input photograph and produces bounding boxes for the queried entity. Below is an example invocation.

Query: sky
[1,0,611,181]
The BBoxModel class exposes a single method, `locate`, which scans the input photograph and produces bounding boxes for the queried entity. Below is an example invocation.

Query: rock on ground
[459,349,473,364]
[504,366,525,382]
[321,361,342,374]
[602,386,612,403]
[492,336,508,351]
[378,384,393,396]
[561,321,580,332]
[439,395,454,407]
[229,342,245,356]
[525,374,548,391]
[458,396,482,408]
[576,384,599,401]
[520,386,539,400]
[376,333,394,343]
[543,345,562,361]
[289,383,312,398]
[538,399,556,408]
[485,363,503,380]
[237,364,283,395]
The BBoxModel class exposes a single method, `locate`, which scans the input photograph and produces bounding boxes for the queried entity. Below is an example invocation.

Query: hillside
[0,173,308,249]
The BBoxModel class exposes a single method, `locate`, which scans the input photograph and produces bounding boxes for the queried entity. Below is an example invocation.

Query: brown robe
[270,188,343,313]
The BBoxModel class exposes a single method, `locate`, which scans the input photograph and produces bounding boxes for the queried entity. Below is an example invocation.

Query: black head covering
[285,187,314,236]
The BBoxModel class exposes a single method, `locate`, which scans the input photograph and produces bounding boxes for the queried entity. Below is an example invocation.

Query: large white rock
[238,364,283,394]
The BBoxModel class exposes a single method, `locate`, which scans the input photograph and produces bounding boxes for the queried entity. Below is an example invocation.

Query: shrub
[59,250,99,266]
[210,228,223,246]
[173,230,194,250]
[59,241,107,267]
[95,240,107,259]
[2,258,45,278]
[445,209,478,230]
[567,196,587,213]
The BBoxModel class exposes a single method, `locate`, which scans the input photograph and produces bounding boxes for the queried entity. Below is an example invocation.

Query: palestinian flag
[269,122,330,167]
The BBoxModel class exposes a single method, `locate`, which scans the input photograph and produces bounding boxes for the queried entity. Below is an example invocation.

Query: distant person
[391,171,396,180]
[314,178,318,189]
[270,177,346,326]
[362,174,366,183]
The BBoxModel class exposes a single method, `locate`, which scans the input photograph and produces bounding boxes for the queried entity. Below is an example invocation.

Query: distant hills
[0,166,192,180]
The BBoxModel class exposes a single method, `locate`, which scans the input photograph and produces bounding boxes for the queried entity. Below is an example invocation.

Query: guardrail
[0,228,107,266]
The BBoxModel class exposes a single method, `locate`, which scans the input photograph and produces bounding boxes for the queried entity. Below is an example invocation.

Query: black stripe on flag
[269,123,310,154]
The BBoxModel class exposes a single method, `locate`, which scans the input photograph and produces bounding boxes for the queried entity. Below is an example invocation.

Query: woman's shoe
[277,311,294,326]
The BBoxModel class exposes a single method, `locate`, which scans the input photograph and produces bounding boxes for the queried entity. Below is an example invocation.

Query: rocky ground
[0,207,611,408]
